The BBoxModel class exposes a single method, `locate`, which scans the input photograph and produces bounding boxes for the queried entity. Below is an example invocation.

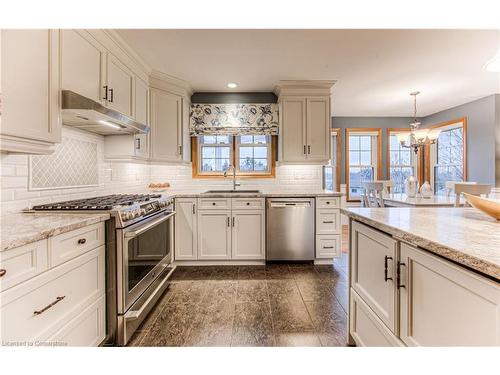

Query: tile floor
[128,252,349,347]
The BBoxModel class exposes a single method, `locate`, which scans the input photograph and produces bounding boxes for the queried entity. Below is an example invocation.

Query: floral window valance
[190,103,279,136]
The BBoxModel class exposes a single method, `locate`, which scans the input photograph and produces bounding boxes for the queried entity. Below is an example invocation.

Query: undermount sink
[203,190,261,194]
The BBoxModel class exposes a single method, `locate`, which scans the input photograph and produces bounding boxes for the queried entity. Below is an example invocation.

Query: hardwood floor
[128,255,349,347]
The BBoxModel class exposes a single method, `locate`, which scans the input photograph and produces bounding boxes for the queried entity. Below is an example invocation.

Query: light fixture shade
[396,132,409,144]
[413,128,429,141]
[427,128,441,141]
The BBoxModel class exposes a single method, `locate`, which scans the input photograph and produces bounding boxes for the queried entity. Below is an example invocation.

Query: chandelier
[396,91,440,154]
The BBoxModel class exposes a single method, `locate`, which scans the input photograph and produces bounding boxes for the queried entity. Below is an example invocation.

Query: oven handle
[124,265,176,321]
[124,211,176,239]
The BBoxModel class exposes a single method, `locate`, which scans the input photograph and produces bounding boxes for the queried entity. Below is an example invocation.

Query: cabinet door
[306,96,330,161]
[231,210,265,260]
[106,53,134,117]
[61,29,106,104]
[281,97,307,162]
[315,235,340,259]
[1,29,61,145]
[181,97,191,162]
[316,209,340,235]
[197,211,231,260]
[174,198,198,260]
[150,88,182,162]
[399,243,500,346]
[134,76,149,159]
[351,221,398,334]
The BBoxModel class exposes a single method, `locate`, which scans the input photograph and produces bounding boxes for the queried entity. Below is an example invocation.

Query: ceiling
[117,29,500,116]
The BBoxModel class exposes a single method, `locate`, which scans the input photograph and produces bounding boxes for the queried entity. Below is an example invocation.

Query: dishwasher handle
[269,201,311,208]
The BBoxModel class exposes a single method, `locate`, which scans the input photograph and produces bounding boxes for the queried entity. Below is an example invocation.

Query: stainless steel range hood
[61,90,149,135]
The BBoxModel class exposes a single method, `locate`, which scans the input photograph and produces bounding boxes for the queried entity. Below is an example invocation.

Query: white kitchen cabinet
[61,29,106,104]
[197,211,232,260]
[399,243,500,346]
[150,88,183,162]
[134,76,150,159]
[281,97,308,162]
[315,235,340,259]
[174,198,198,260]
[350,221,398,334]
[231,210,265,260]
[0,29,61,154]
[306,96,330,161]
[181,97,191,162]
[106,53,134,117]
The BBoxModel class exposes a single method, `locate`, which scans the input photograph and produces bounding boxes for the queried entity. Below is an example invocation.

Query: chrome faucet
[224,165,241,191]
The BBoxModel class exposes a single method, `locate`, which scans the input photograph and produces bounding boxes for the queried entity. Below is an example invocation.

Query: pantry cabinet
[0,29,61,154]
[276,81,334,164]
[61,29,106,104]
[150,88,183,162]
[174,198,198,260]
[349,220,500,346]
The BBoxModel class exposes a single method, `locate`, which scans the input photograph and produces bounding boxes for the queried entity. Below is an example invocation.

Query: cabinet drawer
[315,235,340,259]
[198,198,231,210]
[317,197,340,209]
[316,209,340,235]
[350,289,404,347]
[50,222,104,267]
[0,246,105,343]
[232,198,264,210]
[0,241,49,291]
[48,295,105,347]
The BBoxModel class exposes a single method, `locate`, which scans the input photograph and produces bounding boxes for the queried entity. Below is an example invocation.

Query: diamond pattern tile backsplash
[30,136,98,189]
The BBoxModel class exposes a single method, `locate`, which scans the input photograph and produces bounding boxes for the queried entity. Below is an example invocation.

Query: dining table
[382,193,464,207]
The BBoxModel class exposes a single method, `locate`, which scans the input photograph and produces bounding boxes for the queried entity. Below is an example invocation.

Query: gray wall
[421,94,498,185]
[332,117,412,184]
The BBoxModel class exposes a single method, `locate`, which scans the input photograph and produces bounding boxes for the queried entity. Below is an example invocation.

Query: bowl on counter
[463,193,500,221]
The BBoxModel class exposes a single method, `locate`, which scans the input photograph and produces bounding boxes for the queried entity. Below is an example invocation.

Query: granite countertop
[1,213,110,252]
[383,193,460,207]
[171,190,342,198]
[341,207,500,281]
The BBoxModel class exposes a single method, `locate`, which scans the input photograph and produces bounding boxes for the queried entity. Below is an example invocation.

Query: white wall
[1,127,325,214]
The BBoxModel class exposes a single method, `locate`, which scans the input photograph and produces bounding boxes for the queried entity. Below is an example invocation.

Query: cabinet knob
[326,201,330,205]
[246,202,250,206]
[212,202,216,206]
[77,238,87,245]
[0,269,6,277]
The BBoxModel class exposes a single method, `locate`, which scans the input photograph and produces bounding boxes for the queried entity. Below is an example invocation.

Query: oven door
[117,210,175,314]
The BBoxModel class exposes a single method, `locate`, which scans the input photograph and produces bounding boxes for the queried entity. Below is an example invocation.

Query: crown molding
[273,79,337,96]
[149,69,194,98]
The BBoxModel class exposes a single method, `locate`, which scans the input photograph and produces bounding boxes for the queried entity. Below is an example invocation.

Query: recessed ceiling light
[227,82,238,89]
[485,52,500,72]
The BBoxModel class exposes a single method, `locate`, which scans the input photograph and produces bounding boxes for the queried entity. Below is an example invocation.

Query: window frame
[345,128,382,202]
[429,118,468,194]
[191,135,276,179]
[322,128,341,192]
[386,128,419,194]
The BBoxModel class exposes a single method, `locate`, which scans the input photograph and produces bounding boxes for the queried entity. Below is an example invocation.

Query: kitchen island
[341,207,500,346]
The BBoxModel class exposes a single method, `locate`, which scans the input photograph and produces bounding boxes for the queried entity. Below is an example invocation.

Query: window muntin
[388,132,416,193]
[196,135,273,177]
[433,126,464,194]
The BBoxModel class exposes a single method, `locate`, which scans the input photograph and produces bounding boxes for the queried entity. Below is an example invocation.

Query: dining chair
[454,183,492,207]
[374,180,394,195]
[445,181,476,197]
[362,181,385,207]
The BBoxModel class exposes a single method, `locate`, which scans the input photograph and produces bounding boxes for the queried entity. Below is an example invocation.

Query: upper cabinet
[106,53,134,117]
[275,80,335,164]
[0,30,61,154]
[61,29,106,104]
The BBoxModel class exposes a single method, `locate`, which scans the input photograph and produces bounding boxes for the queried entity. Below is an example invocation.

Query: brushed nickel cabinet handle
[0,269,6,277]
[77,238,87,245]
[33,296,65,316]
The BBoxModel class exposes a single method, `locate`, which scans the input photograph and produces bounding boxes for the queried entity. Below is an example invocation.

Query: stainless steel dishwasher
[266,198,315,261]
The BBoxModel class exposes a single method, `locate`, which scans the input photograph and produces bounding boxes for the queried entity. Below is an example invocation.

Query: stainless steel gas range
[31,194,176,346]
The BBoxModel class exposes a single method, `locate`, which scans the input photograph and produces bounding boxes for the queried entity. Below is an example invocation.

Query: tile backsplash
[0,127,324,214]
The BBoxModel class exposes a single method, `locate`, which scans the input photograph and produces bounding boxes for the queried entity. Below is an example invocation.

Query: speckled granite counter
[341,207,500,281]
[172,190,342,198]
[1,213,110,252]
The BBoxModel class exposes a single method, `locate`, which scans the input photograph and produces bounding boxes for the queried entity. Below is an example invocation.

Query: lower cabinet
[174,198,198,260]
[197,210,232,260]
[174,197,265,261]
[349,220,500,346]
[232,210,265,260]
